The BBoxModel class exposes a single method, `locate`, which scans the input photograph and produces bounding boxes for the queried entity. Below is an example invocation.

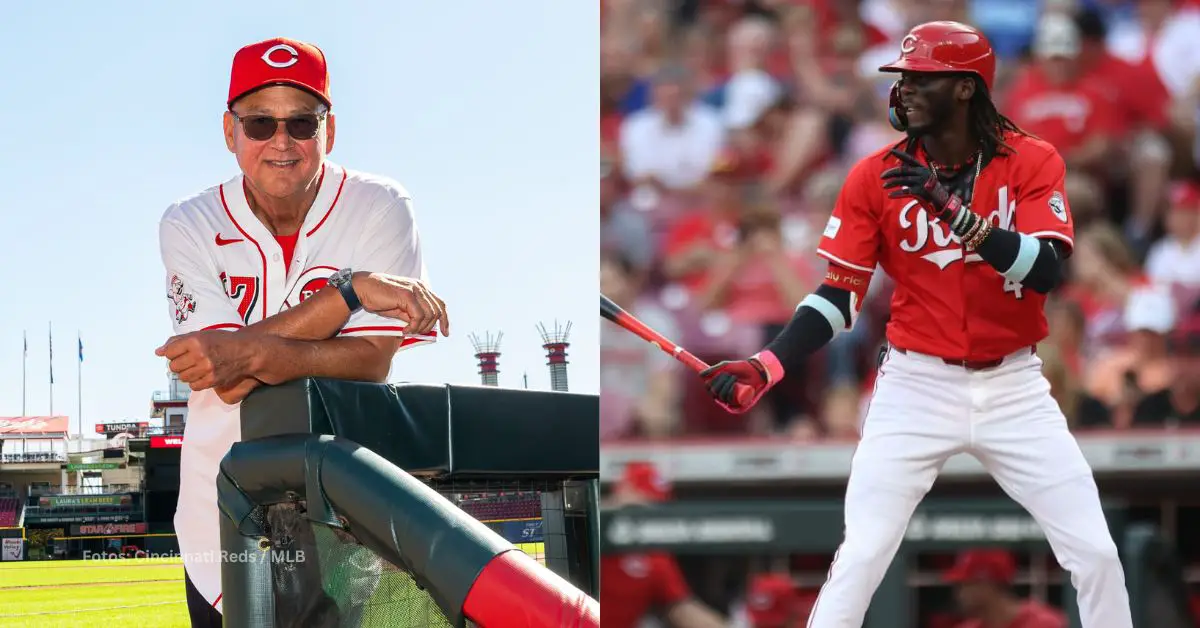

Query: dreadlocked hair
[968,75,1029,161]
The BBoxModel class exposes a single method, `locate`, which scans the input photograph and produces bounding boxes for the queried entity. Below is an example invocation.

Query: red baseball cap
[745,574,799,627]
[1168,180,1200,211]
[228,37,331,109]
[619,461,671,502]
[943,549,1017,584]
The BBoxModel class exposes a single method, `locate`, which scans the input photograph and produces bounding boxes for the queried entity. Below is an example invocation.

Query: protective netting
[258,479,565,627]
[424,478,566,570]
[264,502,470,628]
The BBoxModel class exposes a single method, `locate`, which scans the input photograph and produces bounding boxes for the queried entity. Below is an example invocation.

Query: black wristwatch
[328,268,362,313]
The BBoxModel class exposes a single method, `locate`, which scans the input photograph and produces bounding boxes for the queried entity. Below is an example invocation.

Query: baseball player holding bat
[700,22,1133,627]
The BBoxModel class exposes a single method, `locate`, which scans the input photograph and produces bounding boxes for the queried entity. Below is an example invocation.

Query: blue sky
[0,1,599,432]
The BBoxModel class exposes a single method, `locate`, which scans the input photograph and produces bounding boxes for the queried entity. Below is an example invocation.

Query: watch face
[330,268,350,286]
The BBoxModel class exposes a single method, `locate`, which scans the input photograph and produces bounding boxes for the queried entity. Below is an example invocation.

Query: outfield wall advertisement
[2,537,24,561]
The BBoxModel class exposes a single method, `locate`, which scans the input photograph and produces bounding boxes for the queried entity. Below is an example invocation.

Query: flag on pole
[78,335,83,363]
[49,323,53,385]
[23,331,27,357]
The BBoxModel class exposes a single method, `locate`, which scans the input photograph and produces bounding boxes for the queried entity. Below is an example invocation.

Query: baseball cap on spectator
[942,549,1017,584]
[620,461,671,501]
[745,573,798,627]
[1034,13,1081,59]
[1169,181,1200,210]
[724,69,783,130]
[228,37,331,108]
[1124,287,1177,334]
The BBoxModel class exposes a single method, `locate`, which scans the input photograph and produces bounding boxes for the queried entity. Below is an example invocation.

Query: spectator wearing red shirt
[601,462,726,628]
[944,549,1068,628]
[1004,14,1119,181]
[661,148,771,294]
[1073,7,1174,254]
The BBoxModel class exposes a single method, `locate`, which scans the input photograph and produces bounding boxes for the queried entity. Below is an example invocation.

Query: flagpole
[22,331,27,416]
[77,333,82,437]
[48,322,53,417]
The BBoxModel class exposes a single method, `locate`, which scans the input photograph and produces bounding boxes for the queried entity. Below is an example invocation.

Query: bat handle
[733,383,754,407]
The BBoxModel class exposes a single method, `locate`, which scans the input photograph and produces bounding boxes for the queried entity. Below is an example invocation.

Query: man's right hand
[700,350,784,414]
[351,272,450,337]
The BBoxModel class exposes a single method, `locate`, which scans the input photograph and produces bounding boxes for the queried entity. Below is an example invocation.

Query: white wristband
[1002,233,1041,282]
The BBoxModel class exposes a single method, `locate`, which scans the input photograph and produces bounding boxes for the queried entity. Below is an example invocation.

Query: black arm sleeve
[973,228,1067,294]
[763,284,850,373]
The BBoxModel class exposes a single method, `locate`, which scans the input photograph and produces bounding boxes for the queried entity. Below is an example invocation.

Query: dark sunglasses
[230,112,325,141]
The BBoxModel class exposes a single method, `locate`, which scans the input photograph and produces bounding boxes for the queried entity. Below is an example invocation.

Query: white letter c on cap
[261,44,299,68]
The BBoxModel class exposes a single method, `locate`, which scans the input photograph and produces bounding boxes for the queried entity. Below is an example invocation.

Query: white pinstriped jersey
[159,161,436,611]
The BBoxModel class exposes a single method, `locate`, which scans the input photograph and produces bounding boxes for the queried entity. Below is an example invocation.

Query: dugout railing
[218,378,600,628]
[600,498,1193,627]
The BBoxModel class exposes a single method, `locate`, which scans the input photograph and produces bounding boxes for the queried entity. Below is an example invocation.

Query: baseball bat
[600,294,753,407]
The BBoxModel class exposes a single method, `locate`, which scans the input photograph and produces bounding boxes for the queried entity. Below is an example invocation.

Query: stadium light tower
[537,321,571,393]
[470,331,503,387]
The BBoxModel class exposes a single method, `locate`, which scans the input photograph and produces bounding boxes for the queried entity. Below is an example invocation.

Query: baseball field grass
[0,556,188,628]
[0,543,546,627]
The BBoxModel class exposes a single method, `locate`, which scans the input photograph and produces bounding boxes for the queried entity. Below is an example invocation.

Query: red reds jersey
[817,131,1073,361]
[1079,52,1170,133]
[600,552,692,628]
[1003,68,1119,157]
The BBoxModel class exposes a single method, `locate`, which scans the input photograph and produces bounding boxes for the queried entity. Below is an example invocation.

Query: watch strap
[331,269,362,313]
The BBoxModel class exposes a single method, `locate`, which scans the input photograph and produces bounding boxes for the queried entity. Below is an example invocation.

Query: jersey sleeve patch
[823,216,842,239]
[168,274,197,325]
[1048,191,1067,223]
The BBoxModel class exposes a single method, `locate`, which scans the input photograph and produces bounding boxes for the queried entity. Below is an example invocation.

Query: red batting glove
[699,350,785,414]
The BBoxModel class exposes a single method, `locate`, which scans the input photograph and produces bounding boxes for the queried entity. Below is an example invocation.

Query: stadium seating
[0,497,21,526]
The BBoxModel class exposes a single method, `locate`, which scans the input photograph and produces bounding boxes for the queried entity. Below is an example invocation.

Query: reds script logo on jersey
[815,133,1074,360]
[897,186,1016,270]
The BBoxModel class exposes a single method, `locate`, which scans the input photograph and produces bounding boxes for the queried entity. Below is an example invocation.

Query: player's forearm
[247,335,394,385]
[763,283,846,373]
[973,227,1065,294]
[239,273,362,341]
[935,198,1065,294]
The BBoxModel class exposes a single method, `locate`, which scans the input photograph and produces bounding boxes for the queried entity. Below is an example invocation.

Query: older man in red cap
[155,37,449,627]
[601,461,727,628]
[945,549,1066,628]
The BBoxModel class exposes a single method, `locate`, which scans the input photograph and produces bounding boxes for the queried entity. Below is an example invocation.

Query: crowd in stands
[457,495,542,521]
[600,0,1200,443]
[0,486,19,527]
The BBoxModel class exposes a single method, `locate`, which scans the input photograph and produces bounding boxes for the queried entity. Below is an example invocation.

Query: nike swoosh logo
[215,234,244,247]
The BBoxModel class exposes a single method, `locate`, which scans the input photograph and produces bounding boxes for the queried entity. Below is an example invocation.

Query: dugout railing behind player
[601,499,1193,628]
[217,378,600,627]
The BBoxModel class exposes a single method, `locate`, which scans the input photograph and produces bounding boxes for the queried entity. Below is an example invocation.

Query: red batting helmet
[879,21,996,131]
